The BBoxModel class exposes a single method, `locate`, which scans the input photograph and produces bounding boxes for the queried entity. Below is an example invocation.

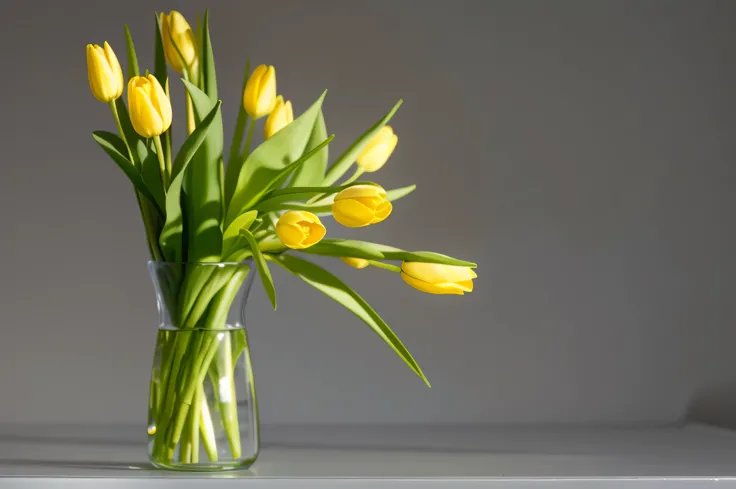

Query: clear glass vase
[147,261,259,471]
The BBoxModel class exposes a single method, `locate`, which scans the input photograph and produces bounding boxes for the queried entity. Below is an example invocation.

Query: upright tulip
[86,42,124,103]
[401,262,477,295]
[127,75,173,138]
[243,65,277,119]
[160,11,198,74]
[275,211,326,249]
[264,96,294,139]
[332,185,392,228]
[356,126,398,172]
[341,257,370,269]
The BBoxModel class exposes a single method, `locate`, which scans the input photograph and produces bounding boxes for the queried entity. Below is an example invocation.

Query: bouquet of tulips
[87,9,477,467]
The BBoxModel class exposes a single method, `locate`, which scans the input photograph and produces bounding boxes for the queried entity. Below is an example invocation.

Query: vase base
[150,457,257,472]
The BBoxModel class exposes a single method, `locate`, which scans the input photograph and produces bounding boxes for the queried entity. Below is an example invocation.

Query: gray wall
[2,0,735,426]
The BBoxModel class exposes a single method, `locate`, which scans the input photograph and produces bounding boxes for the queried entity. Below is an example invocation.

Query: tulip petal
[244,64,268,117]
[303,221,326,246]
[103,42,124,98]
[372,201,392,223]
[136,86,164,137]
[401,262,477,284]
[277,223,308,248]
[401,272,466,295]
[148,75,172,132]
[335,184,387,201]
[332,199,376,228]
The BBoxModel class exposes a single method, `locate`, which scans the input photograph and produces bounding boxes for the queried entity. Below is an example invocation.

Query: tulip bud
[275,211,326,249]
[127,75,173,138]
[341,257,370,269]
[332,185,392,228]
[86,42,124,102]
[243,65,277,119]
[356,126,398,172]
[264,96,294,139]
[401,262,477,295]
[161,11,198,74]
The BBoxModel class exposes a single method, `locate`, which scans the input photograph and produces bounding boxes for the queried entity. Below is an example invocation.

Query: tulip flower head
[264,96,294,139]
[161,11,198,74]
[243,65,277,119]
[275,211,326,249]
[341,257,370,269]
[127,75,173,138]
[86,42,124,102]
[332,185,392,228]
[356,126,398,172]
[401,262,477,295]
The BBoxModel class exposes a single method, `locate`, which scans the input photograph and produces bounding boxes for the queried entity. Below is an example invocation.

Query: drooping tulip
[264,96,294,139]
[243,64,277,119]
[356,126,398,172]
[400,262,477,295]
[86,42,124,102]
[127,75,173,138]
[275,211,326,249]
[332,185,392,228]
[160,11,198,74]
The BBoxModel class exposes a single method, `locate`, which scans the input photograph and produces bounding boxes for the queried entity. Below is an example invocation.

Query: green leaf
[159,100,222,263]
[140,144,166,212]
[272,254,429,386]
[201,9,217,99]
[222,210,258,257]
[225,90,328,227]
[225,57,251,206]
[124,25,140,80]
[242,230,277,310]
[262,136,334,197]
[322,100,402,186]
[181,79,225,263]
[290,109,328,187]
[153,12,168,89]
[255,181,379,213]
[302,239,477,268]
[113,99,143,167]
[92,131,160,212]
[385,184,416,201]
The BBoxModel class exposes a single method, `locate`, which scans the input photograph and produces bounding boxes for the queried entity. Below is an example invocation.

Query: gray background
[2,0,735,427]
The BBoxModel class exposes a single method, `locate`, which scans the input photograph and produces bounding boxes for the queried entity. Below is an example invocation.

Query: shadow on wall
[686,382,736,430]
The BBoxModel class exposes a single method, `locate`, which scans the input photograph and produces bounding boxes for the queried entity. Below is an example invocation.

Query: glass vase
[147,260,259,471]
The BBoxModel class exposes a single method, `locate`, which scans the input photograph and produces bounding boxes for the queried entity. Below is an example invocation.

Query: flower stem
[153,136,169,189]
[342,167,365,185]
[242,120,255,160]
[368,260,401,273]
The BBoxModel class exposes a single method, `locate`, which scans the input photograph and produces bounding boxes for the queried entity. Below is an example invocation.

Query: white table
[1,423,735,487]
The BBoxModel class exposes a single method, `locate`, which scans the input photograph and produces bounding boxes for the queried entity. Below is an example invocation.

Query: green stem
[229,114,249,168]
[189,385,202,463]
[368,260,401,273]
[241,120,255,160]
[341,167,365,185]
[258,236,287,254]
[199,393,218,461]
[153,136,169,190]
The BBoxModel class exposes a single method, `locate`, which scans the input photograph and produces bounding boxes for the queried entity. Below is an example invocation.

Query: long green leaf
[322,100,402,186]
[226,59,250,195]
[242,230,276,310]
[159,100,222,263]
[302,239,477,268]
[140,145,166,212]
[201,9,217,99]
[256,183,416,215]
[181,79,225,263]
[255,181,379,213]
[153,12,167,89]
[290,110,328,187]
[124,25,140,80]
[272,254,429,386]
[222,210,258,257]
[92,131,160,212]
[225,91,328,227]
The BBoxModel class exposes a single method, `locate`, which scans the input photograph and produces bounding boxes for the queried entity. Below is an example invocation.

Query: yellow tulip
[127,75,173,138]
[161,11,198,74]
[332,185,392,228]
[275,211,326,249]
[243,65,277,119]
[341,257,370,269]
[356,126,398,172]
[401,262,477,295]
[86,42,124,102]
[264,96,294,139]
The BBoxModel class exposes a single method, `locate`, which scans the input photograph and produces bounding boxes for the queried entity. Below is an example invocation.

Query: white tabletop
[1,423,736,487]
